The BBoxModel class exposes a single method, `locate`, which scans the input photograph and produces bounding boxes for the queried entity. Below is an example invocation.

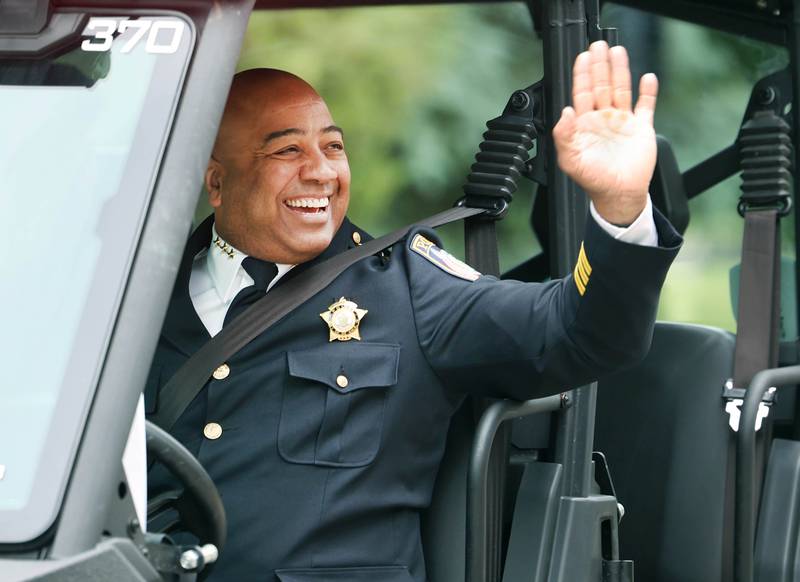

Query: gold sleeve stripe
[573,242,591,296]
[575,260,589,286]
[574,265,586,295]
[578,243,592,275]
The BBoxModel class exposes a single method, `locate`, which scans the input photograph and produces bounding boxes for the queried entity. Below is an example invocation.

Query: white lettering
[81,18,185,54]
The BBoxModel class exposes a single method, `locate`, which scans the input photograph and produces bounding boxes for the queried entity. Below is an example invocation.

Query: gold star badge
[320,297,368,341]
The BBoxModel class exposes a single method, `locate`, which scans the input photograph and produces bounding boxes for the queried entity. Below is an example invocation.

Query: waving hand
[552,41,659,226]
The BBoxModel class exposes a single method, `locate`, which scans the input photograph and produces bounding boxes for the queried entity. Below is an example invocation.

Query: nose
[300,149,337,183]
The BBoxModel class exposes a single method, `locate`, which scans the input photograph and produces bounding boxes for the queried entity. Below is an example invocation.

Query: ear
[205,158,224,208]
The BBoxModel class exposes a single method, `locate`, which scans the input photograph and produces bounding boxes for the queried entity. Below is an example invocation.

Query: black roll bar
[466,393,570,582]
[735,365,800,582]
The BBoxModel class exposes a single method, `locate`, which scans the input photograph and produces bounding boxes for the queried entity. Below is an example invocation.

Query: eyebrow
[261,125,344,147]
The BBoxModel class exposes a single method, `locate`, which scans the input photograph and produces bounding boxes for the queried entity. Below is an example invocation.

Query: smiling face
[205,69,351,264]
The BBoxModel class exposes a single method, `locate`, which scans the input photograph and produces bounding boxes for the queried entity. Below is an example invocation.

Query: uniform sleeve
[590,196,659,247]
[403,207,682,400]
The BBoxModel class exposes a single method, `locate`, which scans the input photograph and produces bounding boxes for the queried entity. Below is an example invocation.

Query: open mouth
[284,197,330,214]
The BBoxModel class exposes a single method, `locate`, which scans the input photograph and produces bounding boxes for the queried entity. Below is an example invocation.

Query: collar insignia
[213,236,235,259]
[320,297,368,342]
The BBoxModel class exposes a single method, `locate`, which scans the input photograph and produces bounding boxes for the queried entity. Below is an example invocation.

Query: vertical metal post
[541,0,596,498]
[791,0,800,351]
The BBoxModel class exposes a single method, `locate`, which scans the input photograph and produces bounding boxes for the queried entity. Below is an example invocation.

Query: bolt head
[758,87,776,105]
[511,91,530,111]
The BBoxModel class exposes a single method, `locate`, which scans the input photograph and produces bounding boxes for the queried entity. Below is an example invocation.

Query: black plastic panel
[754,438,800,582]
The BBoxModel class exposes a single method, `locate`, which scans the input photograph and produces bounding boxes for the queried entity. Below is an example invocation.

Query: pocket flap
[276,565,412,582]
[287,342,400,393]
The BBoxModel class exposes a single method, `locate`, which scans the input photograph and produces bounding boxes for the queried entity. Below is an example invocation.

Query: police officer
[146,41,681,581]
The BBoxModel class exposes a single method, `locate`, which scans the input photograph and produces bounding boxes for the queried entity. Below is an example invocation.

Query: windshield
[0,12,193,543]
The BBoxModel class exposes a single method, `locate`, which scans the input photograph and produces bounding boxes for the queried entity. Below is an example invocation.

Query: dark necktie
[223,256,278,327]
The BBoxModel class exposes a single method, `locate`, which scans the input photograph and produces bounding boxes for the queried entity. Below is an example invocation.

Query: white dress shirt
[189,225,294,336]
[124,197,658,528]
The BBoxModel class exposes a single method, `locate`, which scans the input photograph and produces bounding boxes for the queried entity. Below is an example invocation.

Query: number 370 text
[81,18,185,54]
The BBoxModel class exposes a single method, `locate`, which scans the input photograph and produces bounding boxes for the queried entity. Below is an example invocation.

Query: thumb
[553,106,577,148]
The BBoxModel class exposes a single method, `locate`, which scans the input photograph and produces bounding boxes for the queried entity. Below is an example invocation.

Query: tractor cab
[0,1,798,581]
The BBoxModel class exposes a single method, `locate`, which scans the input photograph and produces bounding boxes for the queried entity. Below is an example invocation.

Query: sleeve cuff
[590,196,659,248]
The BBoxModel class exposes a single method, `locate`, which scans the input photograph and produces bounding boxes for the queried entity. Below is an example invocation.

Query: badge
[320,297,368,341]
[409,234,481,281]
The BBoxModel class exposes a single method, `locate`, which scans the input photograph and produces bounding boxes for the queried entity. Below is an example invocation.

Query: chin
[291,234,335,263]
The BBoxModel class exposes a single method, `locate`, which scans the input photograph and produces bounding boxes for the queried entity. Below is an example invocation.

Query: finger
[609,45,632,111]
[590,40,612,110]
[634,73,659,125]
[572,51,593,115]
[553,106,577,147]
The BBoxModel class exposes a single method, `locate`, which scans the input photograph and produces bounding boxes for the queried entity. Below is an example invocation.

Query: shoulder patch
[410,234,481,281]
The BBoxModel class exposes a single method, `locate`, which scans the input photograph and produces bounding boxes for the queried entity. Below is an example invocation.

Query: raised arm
[553,41,659,226]
[404,43,678,400]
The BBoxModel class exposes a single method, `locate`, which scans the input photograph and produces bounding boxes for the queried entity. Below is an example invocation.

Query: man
[145,41,681,581]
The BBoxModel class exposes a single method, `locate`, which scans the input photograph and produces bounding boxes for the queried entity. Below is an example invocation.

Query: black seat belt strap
[723,105,791,581]
[459,80,537,582]
[732,209,781,388]
[464,215,508,582]
[723,208,782,581]
[150,205,484,432]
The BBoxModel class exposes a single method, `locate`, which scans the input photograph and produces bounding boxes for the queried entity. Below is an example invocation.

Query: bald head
[205,68,351,264]
[212,68,324,162]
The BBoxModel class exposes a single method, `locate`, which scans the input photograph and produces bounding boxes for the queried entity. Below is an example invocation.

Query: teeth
[285,197,329,209]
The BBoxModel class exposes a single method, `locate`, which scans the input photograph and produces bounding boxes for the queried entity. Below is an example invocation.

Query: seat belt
[732,209,781,388]
[722,108,791,581]
[464,215,509,582]
[150,205,484,432]
[723,208,782,582]
[459,83,537,582]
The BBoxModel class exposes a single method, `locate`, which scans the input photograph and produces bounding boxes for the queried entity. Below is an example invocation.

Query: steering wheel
[145,420,227,559]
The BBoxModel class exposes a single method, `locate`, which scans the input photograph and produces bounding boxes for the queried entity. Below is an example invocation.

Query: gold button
[212,363,230,380]
[352,231,362,245]
[203,422,223,440]
[336,374,349,388]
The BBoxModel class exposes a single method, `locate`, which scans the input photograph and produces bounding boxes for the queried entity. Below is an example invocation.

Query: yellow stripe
[575,260,589,287]
[580,255,592,278]
[573,265,586,295]
[578,243,592,275]
[573,242,592,296]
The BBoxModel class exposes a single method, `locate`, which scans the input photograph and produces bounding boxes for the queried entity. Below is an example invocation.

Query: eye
[274,145,300,155]
[326,142,344,152]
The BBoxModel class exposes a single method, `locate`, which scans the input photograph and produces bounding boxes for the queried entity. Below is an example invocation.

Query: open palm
[553,42,659,225]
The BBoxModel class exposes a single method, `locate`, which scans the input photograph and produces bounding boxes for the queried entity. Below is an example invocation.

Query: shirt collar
[206,224,249,303]
[201,217,367,300]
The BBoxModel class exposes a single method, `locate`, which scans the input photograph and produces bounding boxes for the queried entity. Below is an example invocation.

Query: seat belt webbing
[723,208,781,581]
[733,209,781,388]
[464,215,509,582]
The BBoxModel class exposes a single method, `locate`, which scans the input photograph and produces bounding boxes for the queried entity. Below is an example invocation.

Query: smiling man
[145,43,682,582]
[205,69,351,267]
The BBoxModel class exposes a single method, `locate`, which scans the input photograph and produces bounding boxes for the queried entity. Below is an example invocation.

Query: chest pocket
[278,342,400,468]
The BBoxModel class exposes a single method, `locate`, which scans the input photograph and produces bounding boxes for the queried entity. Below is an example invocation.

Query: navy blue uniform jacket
[146,209,682,581]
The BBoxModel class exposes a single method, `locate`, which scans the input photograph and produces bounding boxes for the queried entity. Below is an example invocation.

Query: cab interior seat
[594,321,736,582]
[422,322,738,582]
